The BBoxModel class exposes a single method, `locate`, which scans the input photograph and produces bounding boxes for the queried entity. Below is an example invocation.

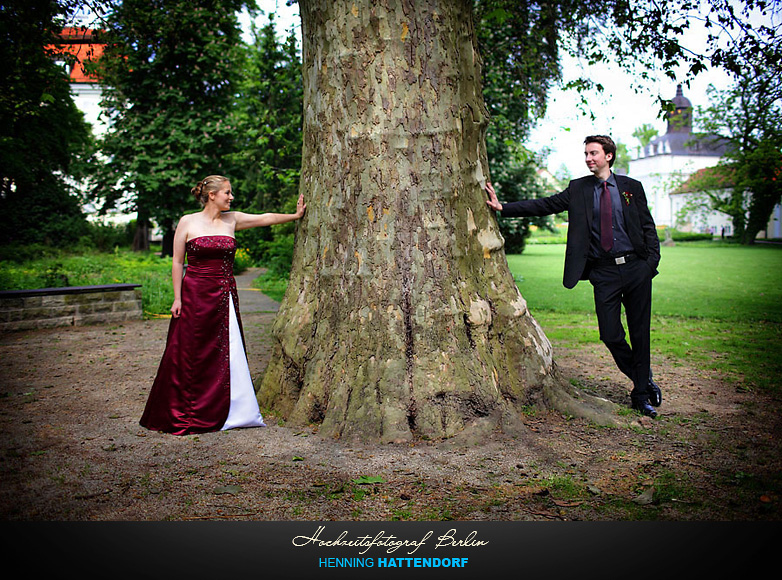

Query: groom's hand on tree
[485,181,502,212]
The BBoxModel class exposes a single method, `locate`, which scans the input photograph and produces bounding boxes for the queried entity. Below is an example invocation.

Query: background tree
[741,139,781,242]
[483,143,555,254]
[473,1,577,254]
[632,123,660,148]
[673,163,742,233]
[693,55,782,244]
[229,14,304,274]
[93,0,252,255]
[472,0,780,124]
[613,141,631,175]
[0,0,94,247]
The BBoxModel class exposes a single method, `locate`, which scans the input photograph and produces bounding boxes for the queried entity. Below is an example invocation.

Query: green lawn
[507,243,782,322]
[508,243,782,393]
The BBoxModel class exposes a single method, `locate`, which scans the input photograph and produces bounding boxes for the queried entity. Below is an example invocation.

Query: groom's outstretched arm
[484,181,570,218]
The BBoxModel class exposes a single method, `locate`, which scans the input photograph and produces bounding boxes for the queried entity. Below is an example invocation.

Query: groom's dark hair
[584,135,617,167]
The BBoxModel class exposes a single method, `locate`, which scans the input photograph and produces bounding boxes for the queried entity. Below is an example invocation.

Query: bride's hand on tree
[295,193,307,218]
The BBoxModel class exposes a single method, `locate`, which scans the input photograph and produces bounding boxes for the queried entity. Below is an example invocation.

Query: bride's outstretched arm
[233,193,306,230]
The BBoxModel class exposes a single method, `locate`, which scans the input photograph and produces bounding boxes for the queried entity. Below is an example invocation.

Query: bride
[140,175,305,435]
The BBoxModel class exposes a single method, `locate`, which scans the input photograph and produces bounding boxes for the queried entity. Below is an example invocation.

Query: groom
[485,135,662,417]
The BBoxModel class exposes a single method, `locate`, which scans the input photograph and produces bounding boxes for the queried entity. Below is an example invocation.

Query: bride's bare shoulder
[177,212,202,229]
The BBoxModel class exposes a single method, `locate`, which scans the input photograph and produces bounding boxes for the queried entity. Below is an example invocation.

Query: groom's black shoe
[632,398,657,419]
[648,371,662,407]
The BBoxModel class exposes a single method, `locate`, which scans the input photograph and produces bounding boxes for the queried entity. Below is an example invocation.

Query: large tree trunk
[744,180,781,245]
[258,0,608,442]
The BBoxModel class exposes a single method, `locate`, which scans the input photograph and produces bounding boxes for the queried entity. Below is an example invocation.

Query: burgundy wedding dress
[140,235,265,435]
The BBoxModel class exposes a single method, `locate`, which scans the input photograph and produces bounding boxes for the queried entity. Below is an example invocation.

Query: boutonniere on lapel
[621,191,632,206]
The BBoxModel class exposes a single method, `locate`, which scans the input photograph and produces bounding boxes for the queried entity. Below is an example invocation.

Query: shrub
[658,228,715,242]
[233,247,254,274]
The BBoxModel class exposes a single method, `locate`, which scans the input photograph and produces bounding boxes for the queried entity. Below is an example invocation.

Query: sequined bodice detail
[185,236,236,278]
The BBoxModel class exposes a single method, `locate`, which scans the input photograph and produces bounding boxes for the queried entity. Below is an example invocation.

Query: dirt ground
[1,273,780,522]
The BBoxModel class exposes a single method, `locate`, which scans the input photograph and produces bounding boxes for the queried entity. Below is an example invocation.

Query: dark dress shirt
[590,173,634,258]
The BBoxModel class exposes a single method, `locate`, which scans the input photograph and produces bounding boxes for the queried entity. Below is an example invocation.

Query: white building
[628,85,732,233]
[54,27,107,137]
[55,27,145,231]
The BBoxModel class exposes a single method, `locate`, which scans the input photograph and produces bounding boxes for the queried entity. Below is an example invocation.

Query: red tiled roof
[46,27,105,83]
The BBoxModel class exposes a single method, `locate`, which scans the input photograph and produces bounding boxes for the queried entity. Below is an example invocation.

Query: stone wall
[0,284,143,332]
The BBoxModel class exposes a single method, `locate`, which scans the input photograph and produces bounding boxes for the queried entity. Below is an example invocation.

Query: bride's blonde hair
[191,175,229,207]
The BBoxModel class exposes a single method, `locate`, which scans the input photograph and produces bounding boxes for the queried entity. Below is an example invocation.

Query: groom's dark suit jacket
[500,173,661,289]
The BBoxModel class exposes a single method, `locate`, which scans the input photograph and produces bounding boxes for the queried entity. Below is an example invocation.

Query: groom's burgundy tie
[600,181,613,252]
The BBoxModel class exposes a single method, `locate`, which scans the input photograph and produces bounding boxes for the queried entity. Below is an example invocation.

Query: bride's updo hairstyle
[192,175,230,207]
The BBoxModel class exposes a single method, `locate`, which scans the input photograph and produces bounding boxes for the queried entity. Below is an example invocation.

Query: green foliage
[483,142,557,254]
[254,231,296,277]
[80,219,136,251]
[0,248,173,315]
[474,0,570,144]
[742,139,782,242]
[251,270,289,303]
[613,142,630,175]
[230,14,303,270]
[474,1,572,253]
[474,0,780,126]
[232,246,254,275]
[632,124,660,148]
[692,48,782,244]
[656,228,714,242]
[0,219,135,262]
[92,0,253,254]
[230,14,302,211]
[0,0,95,246]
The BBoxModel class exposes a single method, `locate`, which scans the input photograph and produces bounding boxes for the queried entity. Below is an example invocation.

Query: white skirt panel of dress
[221,296,266,430]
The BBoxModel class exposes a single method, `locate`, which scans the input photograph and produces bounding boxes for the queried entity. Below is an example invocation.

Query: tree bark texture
[258,0,574,441]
